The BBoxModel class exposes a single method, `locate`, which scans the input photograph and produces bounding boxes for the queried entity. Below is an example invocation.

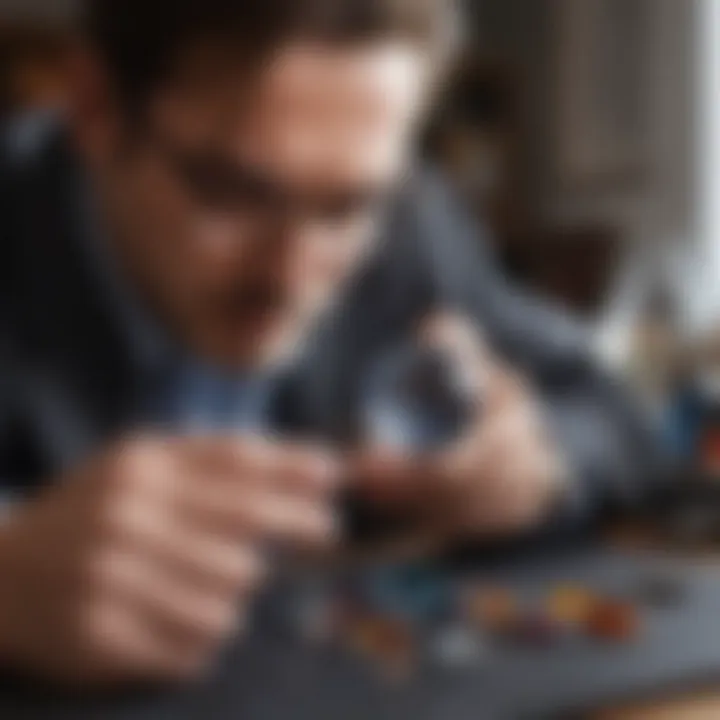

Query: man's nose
[244,215,312,279]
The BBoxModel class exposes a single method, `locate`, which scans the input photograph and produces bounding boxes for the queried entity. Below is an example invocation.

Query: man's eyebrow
[209,155,282,191]
[180,151,286,201]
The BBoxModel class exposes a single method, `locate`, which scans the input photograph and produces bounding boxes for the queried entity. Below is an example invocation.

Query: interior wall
[686,0,720,332]
[469,0,554,223]
[471,0,698,360]
[594,0,697,361]
[0,0,76,21]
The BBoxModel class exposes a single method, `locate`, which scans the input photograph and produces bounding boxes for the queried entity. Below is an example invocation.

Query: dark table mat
[3,547,720,720]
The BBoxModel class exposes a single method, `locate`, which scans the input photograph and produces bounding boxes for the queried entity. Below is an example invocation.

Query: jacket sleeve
[409,171,672,522]
[0,121,31,507]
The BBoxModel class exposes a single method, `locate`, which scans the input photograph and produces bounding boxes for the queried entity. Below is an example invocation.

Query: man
[0,0,661,687]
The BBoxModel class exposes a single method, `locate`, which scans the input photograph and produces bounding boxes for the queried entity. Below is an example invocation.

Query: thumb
[347,450,436,506]
[417,311,492,399]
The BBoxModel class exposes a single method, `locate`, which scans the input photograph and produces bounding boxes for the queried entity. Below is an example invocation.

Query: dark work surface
[4,547,720,720]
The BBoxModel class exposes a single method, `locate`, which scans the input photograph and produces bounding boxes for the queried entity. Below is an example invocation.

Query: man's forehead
[261,43,428,114]
[153,41,428,185]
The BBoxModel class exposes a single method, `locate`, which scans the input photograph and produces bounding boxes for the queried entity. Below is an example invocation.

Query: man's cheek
[296,283,337,324]
[292,258,351,314]
[190,217,252,265]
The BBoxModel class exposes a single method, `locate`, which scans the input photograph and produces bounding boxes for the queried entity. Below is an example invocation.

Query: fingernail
[310,509,340,543]
[315,454,345,489]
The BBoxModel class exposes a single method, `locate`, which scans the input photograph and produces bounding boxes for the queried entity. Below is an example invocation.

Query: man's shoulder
[391,166,591,373]
[1,113,77,226]
[2,111,59,158]
[1,112,71,186]
[1,114,78,253]
[0,115,90,354]
[387,166,498,308]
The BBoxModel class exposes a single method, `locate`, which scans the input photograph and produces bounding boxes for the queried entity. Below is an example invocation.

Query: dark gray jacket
[0,122,665,521]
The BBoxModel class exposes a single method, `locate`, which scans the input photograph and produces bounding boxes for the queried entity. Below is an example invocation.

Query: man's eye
[179,159,278,212]
[182,162,242,208]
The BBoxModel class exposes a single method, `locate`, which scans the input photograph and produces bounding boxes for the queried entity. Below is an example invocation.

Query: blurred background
[1,0,719,476]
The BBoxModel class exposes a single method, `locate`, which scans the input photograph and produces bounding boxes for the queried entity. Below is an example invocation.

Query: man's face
[81,42,428,369]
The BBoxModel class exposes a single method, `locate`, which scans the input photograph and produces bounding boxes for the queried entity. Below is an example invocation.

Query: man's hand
[353,315,570,539]
[0,436,338,685]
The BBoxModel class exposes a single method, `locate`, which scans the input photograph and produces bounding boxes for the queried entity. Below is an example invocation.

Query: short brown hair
[85,0,459,113]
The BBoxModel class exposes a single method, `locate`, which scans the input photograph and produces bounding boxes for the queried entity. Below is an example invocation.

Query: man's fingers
[85,602,201,682]
[451,394,532,462]
[349,452,419,503]
[417,312,492,398]
[417,312,535,425]
[348,450,445,508]
[351,402,545,510]
[226,490,337,546]
[129,529,266,593]
[181,437,342,497]
[178,481,337,546]
[349,409,522,504]
[86,574,242,682]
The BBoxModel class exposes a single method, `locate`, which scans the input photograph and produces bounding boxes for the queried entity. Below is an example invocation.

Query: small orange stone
[347,616,381,655]
[585,601,640,643]
[548,585,597,626]
[347,614,413,662]
[375,619,413,657]
[465,587,518,633]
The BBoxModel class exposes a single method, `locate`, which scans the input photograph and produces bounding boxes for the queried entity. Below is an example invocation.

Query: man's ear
[66,43,124,165]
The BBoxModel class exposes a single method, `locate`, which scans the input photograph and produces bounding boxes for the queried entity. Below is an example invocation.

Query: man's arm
[409,171,670,522]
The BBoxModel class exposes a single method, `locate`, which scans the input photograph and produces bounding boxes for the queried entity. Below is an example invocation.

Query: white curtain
[690,0,720,331]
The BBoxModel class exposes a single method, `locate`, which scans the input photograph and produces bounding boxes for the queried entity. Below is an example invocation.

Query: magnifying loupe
[344,340,479,544]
